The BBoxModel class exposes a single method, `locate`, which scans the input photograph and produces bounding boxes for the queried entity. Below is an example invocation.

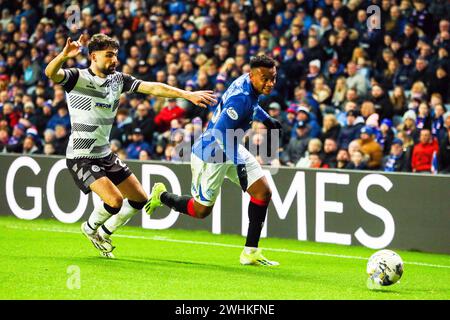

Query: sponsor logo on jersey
[226,107,238,120]
[86,81,96,89]
[95,102,112,109]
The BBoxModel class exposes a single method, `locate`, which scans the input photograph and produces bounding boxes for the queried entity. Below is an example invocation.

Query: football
[366,249,404,286]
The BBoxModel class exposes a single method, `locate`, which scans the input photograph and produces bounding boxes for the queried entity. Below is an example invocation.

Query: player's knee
[132,191,148,204]
[255,188,271,203]
[196,206,212,219]
[108,195,124,209]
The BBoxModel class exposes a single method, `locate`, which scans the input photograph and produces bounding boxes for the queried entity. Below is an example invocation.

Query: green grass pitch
[0,216,449,300]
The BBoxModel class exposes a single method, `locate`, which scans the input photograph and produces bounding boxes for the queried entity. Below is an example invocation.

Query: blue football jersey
[192,73,271,164]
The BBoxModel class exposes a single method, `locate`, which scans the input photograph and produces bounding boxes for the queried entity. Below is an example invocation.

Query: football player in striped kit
[45,33,216,258]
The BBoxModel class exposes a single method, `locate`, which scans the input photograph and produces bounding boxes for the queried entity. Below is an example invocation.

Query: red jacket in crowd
[0,110,21,128]
[411,138,439,172]
[154,104,186,132]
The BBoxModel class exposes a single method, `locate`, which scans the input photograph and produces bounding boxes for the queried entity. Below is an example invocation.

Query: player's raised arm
[44,34,87,83]
[137,82,217,108]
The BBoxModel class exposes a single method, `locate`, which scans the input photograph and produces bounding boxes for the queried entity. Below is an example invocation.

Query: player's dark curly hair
[88,34,119,54]
[249,55,276,69]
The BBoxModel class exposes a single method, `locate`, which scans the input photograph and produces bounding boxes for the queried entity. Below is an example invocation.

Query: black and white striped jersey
[58,67,141,159]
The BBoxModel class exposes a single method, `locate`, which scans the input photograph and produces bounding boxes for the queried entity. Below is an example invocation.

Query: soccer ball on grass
[366,249,404,287]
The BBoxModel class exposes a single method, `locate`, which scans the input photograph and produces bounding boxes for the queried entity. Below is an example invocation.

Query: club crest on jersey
[111,80,119,92]
[95,102,112,109]
[226,107,239,120]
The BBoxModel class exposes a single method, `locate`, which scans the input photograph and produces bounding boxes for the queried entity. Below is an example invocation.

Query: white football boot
[240,248,279,266]
[81,222,115,255]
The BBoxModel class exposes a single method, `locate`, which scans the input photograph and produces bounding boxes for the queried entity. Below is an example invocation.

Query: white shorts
[190,144,265,206]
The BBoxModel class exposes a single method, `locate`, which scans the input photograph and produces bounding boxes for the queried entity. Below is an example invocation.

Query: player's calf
[145,183,213,219]
[100,199,147,238]
[160,192,212,219]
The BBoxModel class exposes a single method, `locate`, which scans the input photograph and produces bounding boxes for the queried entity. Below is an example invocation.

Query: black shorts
[66,153,132,194]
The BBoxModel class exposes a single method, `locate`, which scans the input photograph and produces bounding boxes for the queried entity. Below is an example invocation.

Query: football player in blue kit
[146,55,282,266]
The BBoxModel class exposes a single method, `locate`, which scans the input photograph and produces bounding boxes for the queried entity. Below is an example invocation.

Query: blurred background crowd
[0,0,450,173]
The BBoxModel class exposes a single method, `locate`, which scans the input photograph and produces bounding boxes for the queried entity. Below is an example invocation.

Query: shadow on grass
[31,253,302,283]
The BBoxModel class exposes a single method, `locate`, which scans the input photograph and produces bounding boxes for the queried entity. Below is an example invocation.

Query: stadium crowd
[0,0,450,173]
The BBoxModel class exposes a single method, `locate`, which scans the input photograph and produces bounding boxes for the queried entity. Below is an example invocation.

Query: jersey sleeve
[210,94,250,165]
[253,105,271,123]
[121,73,142,93]
[58,68,79,93]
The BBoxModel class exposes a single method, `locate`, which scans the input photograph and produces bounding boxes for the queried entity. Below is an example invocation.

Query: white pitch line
[5,225,450,269]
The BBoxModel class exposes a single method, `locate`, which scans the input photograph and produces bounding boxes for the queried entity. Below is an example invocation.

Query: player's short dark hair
[250,55,276,69]
[88,34,119,54]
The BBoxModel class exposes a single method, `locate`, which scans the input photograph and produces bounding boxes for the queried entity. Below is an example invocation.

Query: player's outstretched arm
[137,82,217,108]
[45,34,87,83]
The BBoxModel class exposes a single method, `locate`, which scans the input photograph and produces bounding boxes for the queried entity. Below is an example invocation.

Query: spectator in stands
[46,102,70,131]
[154,98,186,133]
[369,85,394,120]
[390,85,408,124]
[281,106,297,146]
[410,56,432,87]
[22,133,41,154]
[394,51,415,88]
[43,127,55,144]
[43,142,55,155]
[53,124,68,155]
[296,138,323,168]
[281,120,310,167]
[330,75,347,109]
[338,110,364,149]
[110,108,132,147]
[360,100,377,122]
[416,101,432,131]
[322,138,338,168]
[399,22,419,55]
[399,109,420,142]
[0,102,21,129]
[431,104,446,140]
[312,76,332,113]
[410,81,428,102]
[22,56,41,95]
[294,105,321,138]
[411,128,440,173]
[308,152,328,169]
[336,148,350,169]
[126,127,152,160]
[320,113,341,142]
[345,61,368,97]
[346,149,368,170]
[0,127,9,152]
[357,126,384,170]
[6,123,26,153]
[138,149,151,161]
[438,123,450,173]
[34,101,54,136]
[110,139,122,155]
[378,118,395,155]
[132,103,155,144]
[267,101,287,146]
[382,138,410,172]
[428,64,450,102]
[162,144,176,162]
